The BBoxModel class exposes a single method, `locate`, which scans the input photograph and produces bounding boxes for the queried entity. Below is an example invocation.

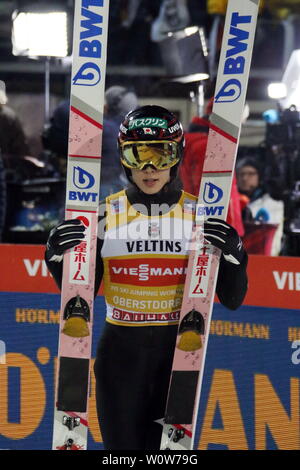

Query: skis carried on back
[160,0,259,450]
[52,0,110,450]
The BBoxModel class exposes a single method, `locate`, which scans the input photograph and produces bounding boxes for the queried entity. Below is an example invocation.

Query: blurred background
[1,0,300,256]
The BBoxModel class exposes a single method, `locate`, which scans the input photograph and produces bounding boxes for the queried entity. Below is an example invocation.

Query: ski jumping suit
[46,183,248,450]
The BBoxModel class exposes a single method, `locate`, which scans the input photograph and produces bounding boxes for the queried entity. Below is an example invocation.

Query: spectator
[108,1,161,66]
[101,86,139,198]
[42,98,69,171]
[0,81,30,167]
[42,86,139,199]
[236,158,262,202]
[260,0,300,19]
[179,116,209,195]
[236,157,284,255]
[180,114,244,236]
[151,0,190,42]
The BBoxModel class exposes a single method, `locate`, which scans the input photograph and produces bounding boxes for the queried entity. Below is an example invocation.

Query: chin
[142,186,162,194]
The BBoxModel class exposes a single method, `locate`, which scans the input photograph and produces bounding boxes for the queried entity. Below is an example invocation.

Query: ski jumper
[46,184,248,450]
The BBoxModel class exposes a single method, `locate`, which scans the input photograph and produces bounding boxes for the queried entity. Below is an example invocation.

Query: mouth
[143,178,159,187]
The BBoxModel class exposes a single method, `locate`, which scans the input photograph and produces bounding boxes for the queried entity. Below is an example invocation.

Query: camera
[264,105,300,255]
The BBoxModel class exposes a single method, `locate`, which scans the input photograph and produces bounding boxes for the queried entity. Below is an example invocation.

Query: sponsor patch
[109,258,188,286]
[168,123,180,133]
[143,128,155,135]
[148,221,160,238]
[111,308,181,323]
[111,197,125,215]
[129,118,168,130]
[183,199,196,214]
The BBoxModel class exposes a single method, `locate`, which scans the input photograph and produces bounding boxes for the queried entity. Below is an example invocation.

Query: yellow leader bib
[101,190,197,326]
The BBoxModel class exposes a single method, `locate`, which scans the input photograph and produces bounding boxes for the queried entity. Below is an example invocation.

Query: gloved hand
[204,218,245,265]
[46,219,86,262]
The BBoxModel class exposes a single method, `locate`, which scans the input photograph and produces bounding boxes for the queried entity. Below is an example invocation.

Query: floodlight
[12,10,68,58]
[267,82,287,100]
[11,3,69,122]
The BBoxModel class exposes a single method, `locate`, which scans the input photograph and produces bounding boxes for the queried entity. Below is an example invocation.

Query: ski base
[51,0,110,451]
[161,424,192,450]
[52,410,88,450]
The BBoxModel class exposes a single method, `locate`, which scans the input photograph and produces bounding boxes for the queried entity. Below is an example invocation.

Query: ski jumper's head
[118,105,185,195]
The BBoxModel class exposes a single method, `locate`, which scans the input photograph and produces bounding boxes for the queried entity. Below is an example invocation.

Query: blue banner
[0,292,299,450]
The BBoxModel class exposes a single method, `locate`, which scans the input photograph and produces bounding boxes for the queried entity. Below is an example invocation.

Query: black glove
[46,219,86,262]
[204,218,245,265]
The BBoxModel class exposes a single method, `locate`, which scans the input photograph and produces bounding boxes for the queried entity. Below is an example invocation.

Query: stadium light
[11,3,69,122]
[12,9,68,58]
[267,82,287,100]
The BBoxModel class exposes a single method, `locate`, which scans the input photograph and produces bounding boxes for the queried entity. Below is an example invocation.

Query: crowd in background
[0,78,292,256]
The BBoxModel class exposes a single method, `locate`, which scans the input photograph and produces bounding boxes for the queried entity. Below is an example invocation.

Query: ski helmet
[118,105,185,182]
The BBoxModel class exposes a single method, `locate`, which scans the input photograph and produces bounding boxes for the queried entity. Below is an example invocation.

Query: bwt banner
[0,244,299,450]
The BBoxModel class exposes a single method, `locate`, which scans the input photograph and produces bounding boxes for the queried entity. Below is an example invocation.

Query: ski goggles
[120,140,180,170]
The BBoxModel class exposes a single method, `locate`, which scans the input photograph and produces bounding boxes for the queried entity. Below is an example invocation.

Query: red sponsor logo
[56,443,84,450]
[76,216,90,227]
[109,258,188,286]
[72,241,87,281]
[192,246,210,295]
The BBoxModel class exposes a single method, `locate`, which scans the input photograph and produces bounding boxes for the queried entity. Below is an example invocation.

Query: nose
[143,164,156,172]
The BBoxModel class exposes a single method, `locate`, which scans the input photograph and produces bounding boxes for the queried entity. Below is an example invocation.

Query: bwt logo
[203,182,223,204]
[0,340,6,364]
[72,0,105,87]
[69,165,98,202]
[73,166,95,189]
[215,11,252,103]
[197,182,225,217]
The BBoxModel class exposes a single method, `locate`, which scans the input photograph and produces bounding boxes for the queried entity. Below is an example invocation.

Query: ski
[160,0,259,450]
[52,0,110,451]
